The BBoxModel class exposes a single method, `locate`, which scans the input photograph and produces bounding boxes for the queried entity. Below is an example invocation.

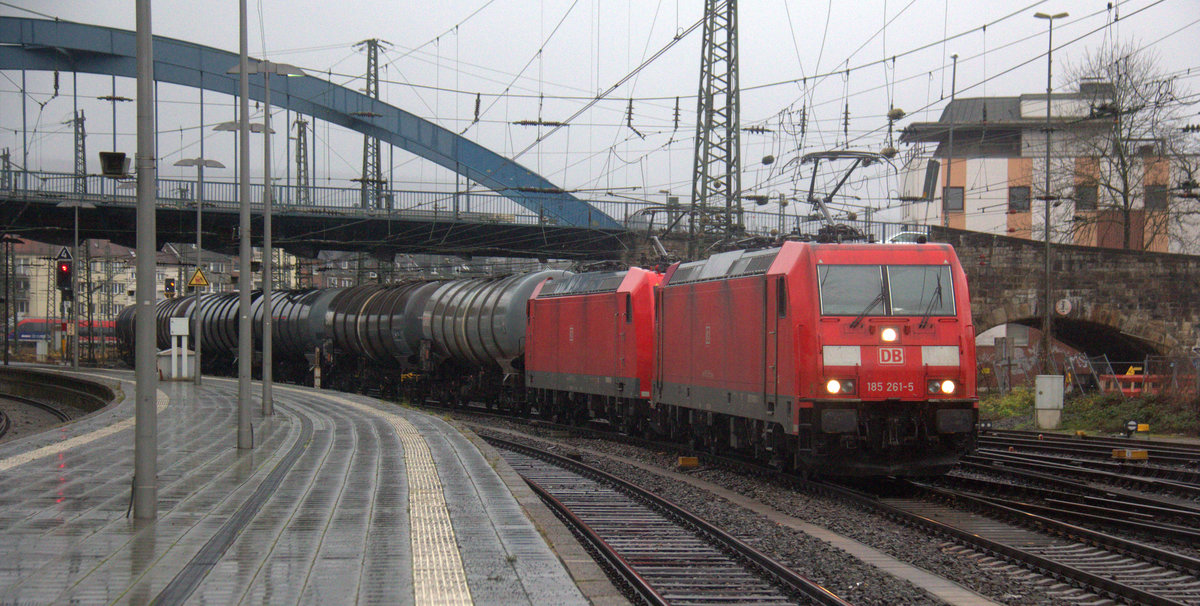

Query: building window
[943,186,964,212]
[15,301,27,314]
[1008,186,1030,212]
[1075,185,1098,211]
[1145,184,1168,210]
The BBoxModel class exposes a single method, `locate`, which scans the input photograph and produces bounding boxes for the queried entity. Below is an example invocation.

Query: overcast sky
[2,0,1197,221]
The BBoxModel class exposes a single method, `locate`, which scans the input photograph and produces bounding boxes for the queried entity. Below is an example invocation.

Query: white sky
[2,0,1197,222]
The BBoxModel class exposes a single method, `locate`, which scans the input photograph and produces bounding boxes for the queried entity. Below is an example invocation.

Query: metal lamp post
[57,199,96,369]
[173,157,224,385]
[214,116,267,427]
[133,0,158,519]
[226,59,305,417]
[1035,11,1067,375]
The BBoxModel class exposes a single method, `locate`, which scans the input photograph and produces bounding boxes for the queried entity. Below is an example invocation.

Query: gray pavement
[0,369,589,605]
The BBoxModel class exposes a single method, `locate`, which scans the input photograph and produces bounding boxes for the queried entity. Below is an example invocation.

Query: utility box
[1035,374,1064,429]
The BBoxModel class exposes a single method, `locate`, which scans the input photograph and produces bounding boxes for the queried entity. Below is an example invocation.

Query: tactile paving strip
[317,393,473,606]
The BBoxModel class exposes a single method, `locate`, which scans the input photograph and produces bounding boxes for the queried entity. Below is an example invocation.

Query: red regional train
[523,241,977,476]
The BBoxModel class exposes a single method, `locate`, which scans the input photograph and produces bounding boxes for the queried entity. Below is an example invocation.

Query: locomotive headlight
[929,379,956,394]
[880,327,899,343]
[826,379,842,394]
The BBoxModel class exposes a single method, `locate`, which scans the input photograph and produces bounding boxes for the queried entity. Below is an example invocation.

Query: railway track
[0,393,71,440]
[983,430,1200,466]
[485,436,850,606]
[937,466,1200,544]
[462,408,1200,603]
[1,393,72,423]
[821,479,1200,605]
[967,450,1200,498]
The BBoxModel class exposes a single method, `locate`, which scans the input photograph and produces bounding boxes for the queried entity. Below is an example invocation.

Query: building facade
[899,81,1195,253]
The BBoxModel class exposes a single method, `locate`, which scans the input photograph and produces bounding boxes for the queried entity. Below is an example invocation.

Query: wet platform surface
[0,369,592,605]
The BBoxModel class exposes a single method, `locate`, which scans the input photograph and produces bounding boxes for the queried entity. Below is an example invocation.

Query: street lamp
[226,59,305,417]
[57,199,96,369]
[214,115,269,438]
[1035,11,1067,375]
[173,156,225,385]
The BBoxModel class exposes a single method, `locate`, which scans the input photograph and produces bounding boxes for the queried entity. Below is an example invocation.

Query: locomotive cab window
[887,266,954,316]
[819,265,955,317]
[818,265,885,316]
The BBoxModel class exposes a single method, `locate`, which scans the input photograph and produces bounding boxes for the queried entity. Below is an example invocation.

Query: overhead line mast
[355,38,390,211]
[690,0,741,259]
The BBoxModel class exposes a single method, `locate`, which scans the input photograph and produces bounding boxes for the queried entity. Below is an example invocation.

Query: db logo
[879,347,905,365]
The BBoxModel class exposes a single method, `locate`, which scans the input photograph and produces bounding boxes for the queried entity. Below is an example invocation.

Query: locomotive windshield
[818,265,955,317]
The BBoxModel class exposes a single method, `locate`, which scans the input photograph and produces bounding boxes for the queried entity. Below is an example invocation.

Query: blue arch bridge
[0,17,636,261]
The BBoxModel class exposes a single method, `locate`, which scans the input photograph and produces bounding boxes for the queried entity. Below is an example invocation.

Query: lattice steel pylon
[71,110,86,196]
[689,0,741,259]
[1,148,11,190]
[356,38,389,210]
[294,118,311,206]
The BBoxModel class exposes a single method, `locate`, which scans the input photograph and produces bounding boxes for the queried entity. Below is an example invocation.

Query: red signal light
[55,261,72,291]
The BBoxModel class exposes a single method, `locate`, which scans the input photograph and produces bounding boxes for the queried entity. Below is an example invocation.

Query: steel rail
[486,436,851,606]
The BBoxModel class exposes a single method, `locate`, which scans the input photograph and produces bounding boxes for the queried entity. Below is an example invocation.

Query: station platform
[0,369,609,605]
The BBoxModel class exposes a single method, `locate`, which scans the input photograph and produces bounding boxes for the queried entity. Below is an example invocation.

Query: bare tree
[1058,42,1197,252]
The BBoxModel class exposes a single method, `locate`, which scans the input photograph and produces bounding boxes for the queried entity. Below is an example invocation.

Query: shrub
[978,388,1034,421]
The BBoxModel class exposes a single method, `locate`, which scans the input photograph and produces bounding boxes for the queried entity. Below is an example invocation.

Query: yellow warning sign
[187,268,210,287]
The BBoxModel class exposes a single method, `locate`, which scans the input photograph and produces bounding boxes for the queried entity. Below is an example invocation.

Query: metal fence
[3,170,934,243]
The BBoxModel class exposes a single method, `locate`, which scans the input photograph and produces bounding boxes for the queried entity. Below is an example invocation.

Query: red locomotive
[526,267,662,432]
[525,241,977,476]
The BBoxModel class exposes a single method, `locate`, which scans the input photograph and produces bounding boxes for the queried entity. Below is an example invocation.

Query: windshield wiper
[848,291,885,328]
[917,277,944,329]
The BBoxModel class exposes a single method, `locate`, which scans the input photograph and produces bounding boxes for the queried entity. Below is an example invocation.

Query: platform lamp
[225,59,306,417]
[57,200,96,370]
[1035,10,1067,375]
[1,235,21,366]
[174,157,225,385]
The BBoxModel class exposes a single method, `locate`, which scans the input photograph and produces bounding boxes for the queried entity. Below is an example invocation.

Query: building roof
[938,97,1023,124]
[900,92,1111,145]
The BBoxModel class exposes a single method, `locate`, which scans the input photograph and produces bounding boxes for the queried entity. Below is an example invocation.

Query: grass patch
[1060,393,1198,435]
[979,389,1199,435]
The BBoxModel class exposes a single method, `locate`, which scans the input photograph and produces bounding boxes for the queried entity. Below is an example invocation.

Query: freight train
[117,241,978,476]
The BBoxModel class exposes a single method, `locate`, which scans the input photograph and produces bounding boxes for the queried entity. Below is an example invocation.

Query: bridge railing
[1,170,931,243]
[2,170,641,229]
